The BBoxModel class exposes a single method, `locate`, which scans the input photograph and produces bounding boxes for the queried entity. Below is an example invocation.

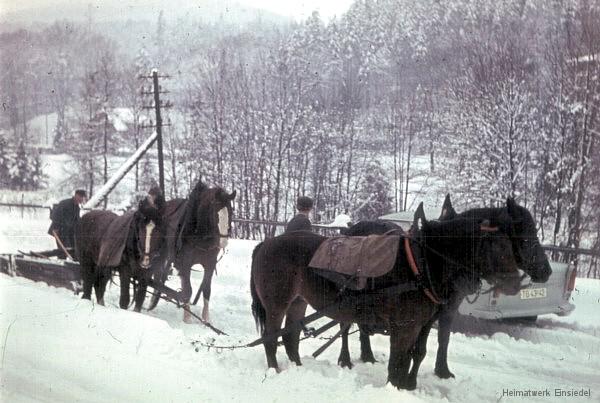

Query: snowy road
[1,216,599,402]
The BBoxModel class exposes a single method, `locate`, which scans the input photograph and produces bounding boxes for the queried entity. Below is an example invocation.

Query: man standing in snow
[285,196,314,233]
[48,189,87,258]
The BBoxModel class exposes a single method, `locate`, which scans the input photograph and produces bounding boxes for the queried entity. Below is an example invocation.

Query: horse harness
[186,225,500,352]
[403,234,445,305]
[312,227,448,305]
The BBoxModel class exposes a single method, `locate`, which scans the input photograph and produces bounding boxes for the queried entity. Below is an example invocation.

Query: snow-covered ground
[1,213,599,402]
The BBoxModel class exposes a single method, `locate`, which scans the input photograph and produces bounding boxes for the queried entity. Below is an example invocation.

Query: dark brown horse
[148,179,236,322]
[75,189,166,312]
[431,195,551,378]
[250,205,522,390]
[339,196,553,381]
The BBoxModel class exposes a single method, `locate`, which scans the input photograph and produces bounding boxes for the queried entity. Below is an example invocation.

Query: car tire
[500,316,538,324]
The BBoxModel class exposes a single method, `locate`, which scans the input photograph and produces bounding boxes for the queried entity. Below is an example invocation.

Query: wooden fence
[1,202,597,261]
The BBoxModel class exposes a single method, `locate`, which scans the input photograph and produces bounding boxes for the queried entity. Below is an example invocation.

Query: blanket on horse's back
[96,211,136,267]
[309,234,401,290]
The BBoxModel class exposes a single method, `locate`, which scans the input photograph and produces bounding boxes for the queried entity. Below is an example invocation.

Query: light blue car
[379,211,577,321]
[457,261,576,321]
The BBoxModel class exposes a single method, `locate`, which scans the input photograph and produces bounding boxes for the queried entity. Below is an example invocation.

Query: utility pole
[152,70,165,194]
[140,69,172,195]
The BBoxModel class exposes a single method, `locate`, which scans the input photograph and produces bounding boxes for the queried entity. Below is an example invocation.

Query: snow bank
[1,237,599,402]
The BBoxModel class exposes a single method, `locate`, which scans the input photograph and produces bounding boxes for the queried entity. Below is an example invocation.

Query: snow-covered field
[1,214,599,402]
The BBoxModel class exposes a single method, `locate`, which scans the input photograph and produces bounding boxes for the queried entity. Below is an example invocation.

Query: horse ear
[439,194,456,220]
[192,179,208,195]
[411,202,427,232]
[506,197,518,216]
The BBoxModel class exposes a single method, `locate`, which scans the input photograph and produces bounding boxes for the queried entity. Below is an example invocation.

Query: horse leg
[119,269,131,309]
[198,261,215,322]
[337,323,353,369]
[434,305,457,379]
[359,325,376,363]
[177,255,194,323]
[264,310,286,371]
[80,256,94,301]
[282,297,307,366]
[388,327,420,390]
[95,267,110,306]
[148,260,169,311]
[134,278,148,312]
[406,318,436,390]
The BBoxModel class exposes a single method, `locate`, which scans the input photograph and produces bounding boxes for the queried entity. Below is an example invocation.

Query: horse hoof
[435,368,455,379]
[360,354,377,364]
[390,378,416,391]
[338,360,353,369]
[265,367,280,377]
[404,380,417,391]
[97,298,105,306]
[183,310,194,324]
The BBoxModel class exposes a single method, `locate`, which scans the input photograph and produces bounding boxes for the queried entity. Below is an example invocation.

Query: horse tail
[250,242,266,334]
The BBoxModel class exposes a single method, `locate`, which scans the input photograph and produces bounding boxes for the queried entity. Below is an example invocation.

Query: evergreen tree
[29,151,46,190]
[352,161,393,221]
[0,137,12,188]
[139,154,156,191]
[9,141,33,190]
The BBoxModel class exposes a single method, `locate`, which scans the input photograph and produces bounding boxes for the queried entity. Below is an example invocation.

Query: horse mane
[177,180,209,248]
[343,220,401,236]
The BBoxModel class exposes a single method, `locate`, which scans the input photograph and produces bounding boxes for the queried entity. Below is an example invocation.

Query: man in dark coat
[48,189,87,257]
[285,196,314,233]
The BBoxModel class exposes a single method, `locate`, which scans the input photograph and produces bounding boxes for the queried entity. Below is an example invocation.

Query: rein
[401,223,509,305]
[404,237,444,305]
[145,285,228,335]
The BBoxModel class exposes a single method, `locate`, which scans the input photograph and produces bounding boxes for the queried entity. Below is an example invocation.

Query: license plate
[520,287,547,299]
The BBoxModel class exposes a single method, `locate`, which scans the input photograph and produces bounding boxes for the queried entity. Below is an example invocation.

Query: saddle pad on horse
[97,212,136,267]
[309,235,401,287]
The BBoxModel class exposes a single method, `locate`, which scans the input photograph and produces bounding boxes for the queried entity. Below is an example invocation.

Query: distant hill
[0,0,291,31]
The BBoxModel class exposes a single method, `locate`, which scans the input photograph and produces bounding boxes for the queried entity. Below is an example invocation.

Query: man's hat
[75,189,87,198]
[296,196,313,211]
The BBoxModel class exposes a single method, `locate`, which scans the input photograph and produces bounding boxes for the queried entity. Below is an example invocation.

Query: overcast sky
[0,0,355,21]
[237,0,354,20]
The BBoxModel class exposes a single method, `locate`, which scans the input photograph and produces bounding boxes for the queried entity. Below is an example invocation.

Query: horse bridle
[136,219,163,269]
[406,223,515,305]
[474,225,530,293]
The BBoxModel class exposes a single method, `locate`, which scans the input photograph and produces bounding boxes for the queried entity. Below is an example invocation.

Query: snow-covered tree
[352,160,393,221]
[0,137,12,188]
[9,142,45,190]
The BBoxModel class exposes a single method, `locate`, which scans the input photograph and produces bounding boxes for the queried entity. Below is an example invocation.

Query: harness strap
[404,237,443,305]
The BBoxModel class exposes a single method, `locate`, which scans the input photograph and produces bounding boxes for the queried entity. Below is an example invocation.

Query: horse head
[440,195,551,284]
[416,203,522,296]
[504,197,552,283]
[133,187,167,270]
[202,187,236,249]
[473,218,524,295]
[183,179,236,249]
